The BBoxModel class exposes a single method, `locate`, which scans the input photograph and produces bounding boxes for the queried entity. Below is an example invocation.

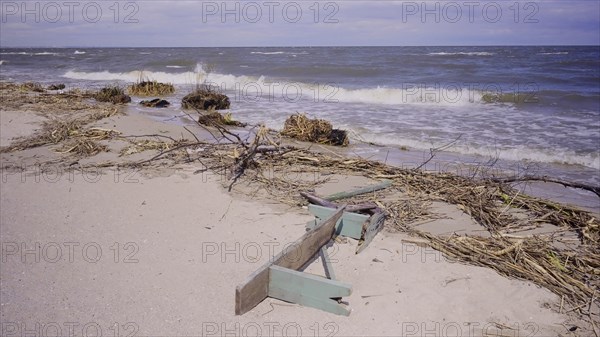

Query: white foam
[1,51,60,56]
[74,50,86,55]
[62,64,486,106]
[250,51,309,56]
[251,51,285,55]
[334,86,484,106]
[166,65,184,68]
[60,65,598,170]
[428,52,494,56]
[539,52,569,55]
[62,64,258,88]
[0,60,4,65]
[357,132,600,170]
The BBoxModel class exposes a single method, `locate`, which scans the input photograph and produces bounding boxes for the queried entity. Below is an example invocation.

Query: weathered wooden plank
[320,247,336,280]
[235,266,269,315]
[277,205,345,270]
[300,192,337,208]
[324,180,392,202]
[268,265,351,316]
[235,206,346,315]
[308,204,368,239]
[300,192,377,212]
[304,221,337,280]
[356,211,386,254]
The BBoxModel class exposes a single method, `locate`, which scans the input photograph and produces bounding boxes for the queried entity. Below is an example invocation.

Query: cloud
[0,1,598,46]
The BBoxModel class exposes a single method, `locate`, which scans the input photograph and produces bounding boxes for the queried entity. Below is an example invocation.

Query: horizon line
[2,44,599,48]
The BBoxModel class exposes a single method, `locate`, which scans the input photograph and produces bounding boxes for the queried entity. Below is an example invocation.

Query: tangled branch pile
[281,114,349,146]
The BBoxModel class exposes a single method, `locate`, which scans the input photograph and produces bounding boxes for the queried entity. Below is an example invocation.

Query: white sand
[0,110,45,147]
[0,107,574,336]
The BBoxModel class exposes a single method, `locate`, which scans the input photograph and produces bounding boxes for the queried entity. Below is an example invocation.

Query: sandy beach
[1,84,598,337]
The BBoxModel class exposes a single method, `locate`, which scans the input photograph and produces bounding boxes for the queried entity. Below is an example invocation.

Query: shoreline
[3,46,599,181]
[130,103,600,214]
[1,82,598,336]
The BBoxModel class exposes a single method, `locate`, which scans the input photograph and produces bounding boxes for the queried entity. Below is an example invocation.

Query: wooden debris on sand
[236,206,351,316]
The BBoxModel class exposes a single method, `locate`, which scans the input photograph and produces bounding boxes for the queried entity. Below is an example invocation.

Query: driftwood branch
[135,142,204,165]
[227,127,275,191]
[183,126,201,143]
[194,108,248,148]
[122,134,178,142]
[415,134,463,171]
[228,135,261,191]
[492,176,600,198]
[324,180,392,202]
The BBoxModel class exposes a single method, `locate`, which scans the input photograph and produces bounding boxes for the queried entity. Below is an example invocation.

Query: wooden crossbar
[235,206,346,315]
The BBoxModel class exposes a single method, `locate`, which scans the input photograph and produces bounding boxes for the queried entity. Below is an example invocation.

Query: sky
[0,0,599,47]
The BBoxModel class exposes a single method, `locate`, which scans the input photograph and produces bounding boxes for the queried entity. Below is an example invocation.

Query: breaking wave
[1,51,59,56]
[62,64,486,106]
[428,52,495,56]
[357,132,600,170]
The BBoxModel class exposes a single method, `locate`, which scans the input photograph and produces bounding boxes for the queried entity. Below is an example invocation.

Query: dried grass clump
[18,82,45,92]
[128,81,175,96]
[281,113,349,146]
[384,199,434,229]
[56,139,108,156]
[412,231,599,318]
[0,82,18,90]
[94,86,131,104]
[64,88,95,98]
[0,118,83,153]
[89,107,121,121]
[0,115,119,156]
[198,111,246,127]
[120,140,176,156]
[182,88,230,110]
[0,88,105,113]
